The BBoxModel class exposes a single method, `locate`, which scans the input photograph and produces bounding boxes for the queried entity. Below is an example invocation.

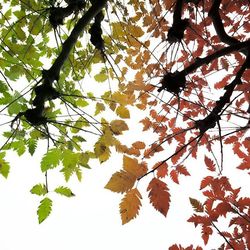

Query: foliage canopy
[0,0,250,248]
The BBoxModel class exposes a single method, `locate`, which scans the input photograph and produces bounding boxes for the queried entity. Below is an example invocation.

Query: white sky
[0,144,248,249]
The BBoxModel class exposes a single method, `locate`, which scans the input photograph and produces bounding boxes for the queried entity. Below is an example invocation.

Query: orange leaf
[132,141,146,149]
[105,170,136,193]
[170,169,179,184]
[123,155,147,178]
[176,165,190,176]
[119,188,142,224]
[155,162,168,178]
[147,178,171,216]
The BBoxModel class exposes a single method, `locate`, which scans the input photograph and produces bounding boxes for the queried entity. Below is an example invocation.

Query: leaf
[204,156,216,172]
[189,198,204,213]
[27,138,37,156]
[41,148,61,172]
[54,186,75,197]
[200,176,213,190]
[37,197,52,224]
[132,141,146,149]
[110,120,129,135]
[176,165,190,176]
[0,152,10,178]
[147,178,171,216]
[201,226,213,245]
[123,155,147,178]
[94,73,108,82]
[155,162,168,178]
[170,169,179,184]
[94,142,111,163]
[116,105,130,118]
[105,170,137,193]
[119,188,142,224]
[95,102,105,115]
[30,184,47,196]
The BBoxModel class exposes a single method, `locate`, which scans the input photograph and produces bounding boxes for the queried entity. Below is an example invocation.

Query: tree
[0,0,250,248]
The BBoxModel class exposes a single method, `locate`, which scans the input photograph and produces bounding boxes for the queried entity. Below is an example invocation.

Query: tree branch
[195,53,250,134]
[48,0,107,83]
[209,0,239,45]
[158,40,250,93]
[167,0,189,42]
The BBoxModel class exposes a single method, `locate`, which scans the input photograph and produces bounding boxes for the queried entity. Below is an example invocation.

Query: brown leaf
[147,178,171,216]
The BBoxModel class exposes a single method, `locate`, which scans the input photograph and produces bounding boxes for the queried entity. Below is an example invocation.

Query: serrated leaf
[189,198,204,213]
[110,120,128,135]
[37,197,52,224]
[41,148,61,172]
[147,178,171,216]
[54,186,75,197]
[116,105,130,118]
[0,152,10,178]
[105,170,136,193]
[30,184,47,196]
[204,156,216,172]
[27,138,37,156]
[94,142,111,163]
[123,155,147,178]
[120,188,142,224]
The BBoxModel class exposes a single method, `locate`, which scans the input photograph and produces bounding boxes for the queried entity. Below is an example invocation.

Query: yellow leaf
[123,155,147,178]
[110,120,128,135]
[120,188,142,224]
[95,102,105,115]
[94,142,111,163]
[116,105,130,119]
[111,22,144,40]
[105,170,136,193]
[112,91,134,105]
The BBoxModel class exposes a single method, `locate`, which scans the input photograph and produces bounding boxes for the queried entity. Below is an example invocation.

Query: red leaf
[200,176,213,190]
[214,75,232,89]
[155,162,168,178]
[204,156,216,172]
[176,165,190,176]
[201,226,213,245]
[237,159,250,170]
[147,178,171,216]
[214,202,233,217]
[170,169,179,184]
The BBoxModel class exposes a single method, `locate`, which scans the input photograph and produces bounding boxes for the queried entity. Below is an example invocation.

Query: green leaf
[0,152,10,178]
[94,73,108,82]
[37,197,52,224]
[30,184,47,196]
[62,149,78,168]
[27,138,37,156]
[54,186,75,197]
[9,140,26,156]
[41,148,61,172]
[78,152,90,168]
